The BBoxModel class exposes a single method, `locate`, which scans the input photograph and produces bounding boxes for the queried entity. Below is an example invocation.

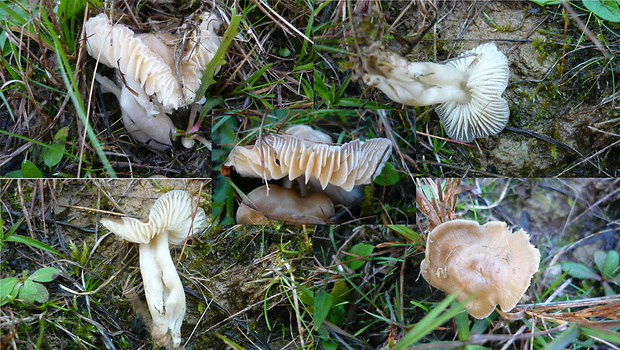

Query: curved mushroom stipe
[236,184,335,224]
[225,131,393,192]
[101,190,206,347]
[420,220,540,319]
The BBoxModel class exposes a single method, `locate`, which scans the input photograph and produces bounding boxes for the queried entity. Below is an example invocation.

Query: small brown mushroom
[420,220,540,319]
[236,184,334,224]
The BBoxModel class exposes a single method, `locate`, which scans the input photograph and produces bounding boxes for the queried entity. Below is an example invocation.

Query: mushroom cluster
[420,220,540,319]
[357,43,509,142]
[101,190,206,347]
[224,125,393,224]
[85,12,222,150]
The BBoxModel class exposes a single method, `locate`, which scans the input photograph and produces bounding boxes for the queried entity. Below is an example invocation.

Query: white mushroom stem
[364,55,470,106]
[139,230,186,345]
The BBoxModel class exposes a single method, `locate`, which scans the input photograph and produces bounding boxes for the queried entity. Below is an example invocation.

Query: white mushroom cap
[236,184,334,224]
[420,220,540,319]
[224,128,392,192]
[435,43,510,143]
[100,190,206,245]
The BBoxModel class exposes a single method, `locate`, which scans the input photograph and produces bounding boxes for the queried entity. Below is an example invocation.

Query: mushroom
[420,220,540,319]
[358,43,509,142]
[85,12,222,149]
[224,126,393,192]
[100,190,206,347]
[236,184,334,224]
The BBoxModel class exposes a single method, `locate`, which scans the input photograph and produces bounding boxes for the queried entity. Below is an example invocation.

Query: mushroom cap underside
[420,220,540,319]
[436,43,510,142]
[100,190,206,245]
[224,133,393,192]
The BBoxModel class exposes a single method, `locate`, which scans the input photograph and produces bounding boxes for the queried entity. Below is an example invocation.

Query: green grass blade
[43,15,116,177]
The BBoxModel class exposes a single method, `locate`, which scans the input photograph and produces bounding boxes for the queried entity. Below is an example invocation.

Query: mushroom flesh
[100,190,206,347]
[358,43,509,142]
[420,220,540,319]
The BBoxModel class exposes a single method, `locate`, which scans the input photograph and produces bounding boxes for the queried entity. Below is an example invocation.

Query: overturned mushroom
[420,220,540,319]
[100,190,206,347]
[236,184,334,224]
[224,125,393,192]
[85,12,222,149]
[358,43,509,142]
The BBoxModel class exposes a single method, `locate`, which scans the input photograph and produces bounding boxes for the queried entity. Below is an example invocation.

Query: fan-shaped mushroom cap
[85,12,221,109]
[236,185,334,224]
[100,190,206,245]
[224,127,392,192]
[420,220,540,319]
[435,43,509,143]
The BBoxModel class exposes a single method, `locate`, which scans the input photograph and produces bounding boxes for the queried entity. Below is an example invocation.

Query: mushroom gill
[224,126,393,192]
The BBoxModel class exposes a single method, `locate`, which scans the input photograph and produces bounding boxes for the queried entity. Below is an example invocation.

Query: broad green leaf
[314,292,333,330]
[374,162,399,186]
[42,143,65,169]
[0,277,20,306]
[19,279,38,303]
[594,250,608,273]
[562,262,599,280]
[321,340,338,350]
[20,160,43,178]
[33,282,49,303]
[602,250,619,279]
[41,126,69,169]
[583,0,620,22]
[344,242,374,270]
[29,267,59,283]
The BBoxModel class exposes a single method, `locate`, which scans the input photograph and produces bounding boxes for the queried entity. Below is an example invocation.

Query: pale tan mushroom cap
[100,190,206,246]
[420,220,540,319]
[85,12,221,109]
[224,131,392,192]
[435,43,510,143]
[236,185,334,224]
